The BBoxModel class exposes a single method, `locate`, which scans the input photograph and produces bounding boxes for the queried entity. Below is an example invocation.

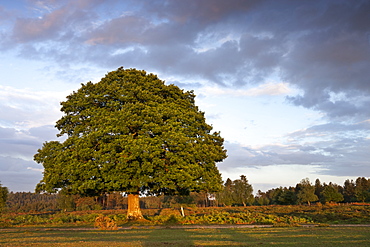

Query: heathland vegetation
[0,176,369,229]
[2,176,370,214]
[0,68,369,232]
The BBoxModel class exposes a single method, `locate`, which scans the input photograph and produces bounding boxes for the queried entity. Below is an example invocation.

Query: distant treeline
[3,176,370,212]
[254,177,370,206]
[5,192,214,212]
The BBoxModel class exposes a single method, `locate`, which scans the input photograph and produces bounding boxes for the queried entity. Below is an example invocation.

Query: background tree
[343,179,356,203]
[254,190,270,205]
[216,176,254,206]
[216,178,234,206]
[355,177,370,202]
[6,192,58,212]
[232,175,254,206]
[296,178,318,205]
[314,178,324,201]
[277,187,297,205]
[265,187,283,205]
[34,68,227,219]
[56,193,76,211]
[321,183,344,203]
[0,182,8,213]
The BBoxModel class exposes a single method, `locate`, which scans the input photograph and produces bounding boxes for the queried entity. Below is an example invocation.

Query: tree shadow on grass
[141,227,250,247]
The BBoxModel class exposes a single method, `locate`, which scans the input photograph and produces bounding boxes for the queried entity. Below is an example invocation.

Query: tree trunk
[127,193,143,220]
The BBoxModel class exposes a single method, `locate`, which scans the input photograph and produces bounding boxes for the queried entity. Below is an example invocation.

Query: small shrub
[165,215,180,225]
[94,215,118,230]
[0,219,11,228]
[159,208,181,216]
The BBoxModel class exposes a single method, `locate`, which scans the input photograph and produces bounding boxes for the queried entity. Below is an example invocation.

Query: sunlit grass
[0,226,369,246]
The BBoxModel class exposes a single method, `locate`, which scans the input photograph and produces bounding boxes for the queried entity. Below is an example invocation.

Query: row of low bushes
[148,211,313,225]
[0,204,369,228]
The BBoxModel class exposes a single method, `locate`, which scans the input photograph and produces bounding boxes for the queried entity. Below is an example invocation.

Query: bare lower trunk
[127,193,143,220]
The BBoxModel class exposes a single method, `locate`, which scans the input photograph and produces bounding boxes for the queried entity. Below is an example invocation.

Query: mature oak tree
[34,68,227,219]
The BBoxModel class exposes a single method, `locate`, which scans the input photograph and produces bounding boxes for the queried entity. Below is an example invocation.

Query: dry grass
[0,226,369,246]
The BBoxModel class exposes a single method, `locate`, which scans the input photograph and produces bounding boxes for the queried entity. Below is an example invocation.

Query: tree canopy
[0,182,8,213]
[34,68,227,199]
[296,178,318,205]
[321,184,344,203]
[216,175,254,206]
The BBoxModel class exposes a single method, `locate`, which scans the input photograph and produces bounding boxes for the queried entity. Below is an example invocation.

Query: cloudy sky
[0,0,369,193]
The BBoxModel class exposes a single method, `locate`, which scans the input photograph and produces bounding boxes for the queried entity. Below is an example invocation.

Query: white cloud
[27,167,43,172]
[199,82,292,97]
[0,85,66,128]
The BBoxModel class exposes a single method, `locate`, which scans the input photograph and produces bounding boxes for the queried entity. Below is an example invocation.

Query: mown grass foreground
[0,226,369,246]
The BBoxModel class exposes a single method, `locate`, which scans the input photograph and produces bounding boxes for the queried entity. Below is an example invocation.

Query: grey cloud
[0,126,16,139]
[1,0,369,118]
[141,0,261,25]
[220,132,370,178]
[280,1,370,120]
[284,121,370,177]
[7,0,97,48]
[0,6,11,23]
[0,95,61,128]
[288,121,370,138]
[166,80,203,90]
[4,0,368,117]
[318,138,370,177]
[0,156,42,192]
[0,127,43,159]
[28,125,59,142]
[12,9,67,42]
[86,15,149,45]
[0,125,60,191]
[219,142,333,169]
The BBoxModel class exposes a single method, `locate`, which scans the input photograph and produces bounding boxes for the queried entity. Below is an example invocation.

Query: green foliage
[216,175,254,206]
[75,196,102,211]
[296,178,319,205]
[34,68,227,197]
[277,187,297,205]
[255,190,270,205]
[217,178,234,206]
[321,184,344,203]
[6,192,59,212]
[56,193,76,211]
[232,175,254,206]
[0,183,8,213]
[255,177,370,206]
[343,179,356,202]
[1,204,370,228]
[355,177,370,202]
[162,194,196,208]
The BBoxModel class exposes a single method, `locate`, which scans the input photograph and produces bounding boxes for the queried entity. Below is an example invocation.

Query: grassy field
[0,226,369,246]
